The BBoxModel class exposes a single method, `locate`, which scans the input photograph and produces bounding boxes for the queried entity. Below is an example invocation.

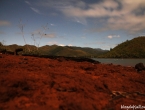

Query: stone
[15,48,23,55]
[135,63,145,72]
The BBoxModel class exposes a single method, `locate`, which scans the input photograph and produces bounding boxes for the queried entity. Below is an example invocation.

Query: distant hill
[99,36,145,58]
[0,43,108,57]
[39,45,108,57]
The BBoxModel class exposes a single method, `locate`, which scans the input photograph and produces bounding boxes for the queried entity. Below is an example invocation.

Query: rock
[5,50,14,55]
[135,63,145,72]
[0,49,15,55]
[15,48,23,55]
[0,49,6,54]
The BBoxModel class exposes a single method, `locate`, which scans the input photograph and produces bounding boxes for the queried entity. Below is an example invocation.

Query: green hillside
[0,43,108,57]
[67,46,108,56]
[99,36,145,58]
[39,45,107,57]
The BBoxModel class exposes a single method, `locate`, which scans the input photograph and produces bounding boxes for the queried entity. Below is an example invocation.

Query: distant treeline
[1,36,145,58]
[99,36,145,58]
[0,42,108,58]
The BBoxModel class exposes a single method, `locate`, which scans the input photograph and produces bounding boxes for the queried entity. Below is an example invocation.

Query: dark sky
[0,0,145,49]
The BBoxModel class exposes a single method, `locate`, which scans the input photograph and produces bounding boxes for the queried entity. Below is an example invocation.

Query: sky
[0,0,145,50]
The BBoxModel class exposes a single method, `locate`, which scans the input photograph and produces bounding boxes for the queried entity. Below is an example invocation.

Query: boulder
[0,49,14,55]
[15,48,23,55]
[6,50,14,55]
[135,63,145,72]
[0,49,6,54]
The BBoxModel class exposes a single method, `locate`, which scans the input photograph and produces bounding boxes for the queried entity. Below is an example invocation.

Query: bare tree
[18,19,30,52]
[31,34,36,46]
[38,23,49,48]
[31,23,49,52]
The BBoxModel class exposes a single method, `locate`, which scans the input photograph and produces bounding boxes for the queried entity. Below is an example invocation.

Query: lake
[93,58,145,67]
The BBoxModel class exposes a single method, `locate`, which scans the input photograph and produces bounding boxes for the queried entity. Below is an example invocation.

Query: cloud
[50,23,55,26]
[68,44,73,46]
[61,0,145,18]
[29,0,145,33]
[30,7,40,14]
[58,44,65,46]
[59,0,145,33]
[107,35,120,39]
[25,1,43,15]
[59,44,73,46]
[47,41,65,46]
[42,33,56,38]
[74,17,87,25]
[32,29,56,38]
[33,0,87,25]
[107,35,113,39]
[25,1,31,5]
[47,41,58,45]
[0,20,11,26]
[60,0,119,18]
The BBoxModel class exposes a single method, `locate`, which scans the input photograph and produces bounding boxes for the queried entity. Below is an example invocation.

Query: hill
[36,45,108,57]
[0,43,108,57]
[39,45,90,57]
[99,36,145,58]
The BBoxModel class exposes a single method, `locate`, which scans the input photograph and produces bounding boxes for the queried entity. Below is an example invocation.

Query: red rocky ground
[0,54,145,110]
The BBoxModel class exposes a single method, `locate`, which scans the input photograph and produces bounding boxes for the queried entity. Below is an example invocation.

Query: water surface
[93,58,145,66]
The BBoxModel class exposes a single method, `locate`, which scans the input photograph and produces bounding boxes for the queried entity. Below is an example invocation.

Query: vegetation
[99,36,145,58]
[1,36,145,58]
[0,42,6,52]
[18,20,30,52]
[0,43,108,57]
[0,42,2,46]
[18,20,49,55]
[39,45,108,57]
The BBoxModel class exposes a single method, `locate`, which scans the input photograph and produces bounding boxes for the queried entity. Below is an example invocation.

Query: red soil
[0,54,145,110]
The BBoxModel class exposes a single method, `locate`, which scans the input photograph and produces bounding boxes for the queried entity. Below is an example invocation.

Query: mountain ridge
[0,43,108,57]
[99,36,145,58]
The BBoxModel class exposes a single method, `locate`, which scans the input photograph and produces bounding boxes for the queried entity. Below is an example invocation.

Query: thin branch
[18,19,30,52]
[38,23,49,48]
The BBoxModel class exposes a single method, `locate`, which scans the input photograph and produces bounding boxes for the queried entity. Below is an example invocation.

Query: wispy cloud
[50,23,55,26]
[58,44,65,46]
[32,29,56,38]
[25,1,31,5]
[25,1,41,14]
[28,0,145,33]
[68,44,73,46]
[107,35,120,39]
[47,41,58,45]
[74,17,87,25]
[47,41,65,46]
[42,33,56,38]
[30,7,40,14]
[0,20,11,26]
[47,41,72,47]
[59,0,145,33]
